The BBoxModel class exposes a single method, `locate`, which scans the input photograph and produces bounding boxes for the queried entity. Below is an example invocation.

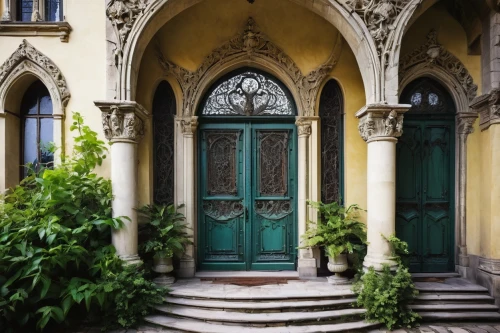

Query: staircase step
[415,293,495,302]
[155,304,366,325]
[166,296,358,311]
[410,303,499,311]
[144,315,380,333]
[169,289,355,301]
[420,311,500,321]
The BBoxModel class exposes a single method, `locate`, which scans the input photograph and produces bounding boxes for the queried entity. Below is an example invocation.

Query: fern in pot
[138,204,192,285]
[301,200,367,284]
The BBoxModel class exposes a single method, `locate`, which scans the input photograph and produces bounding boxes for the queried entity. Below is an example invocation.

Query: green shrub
[0,113,167,332]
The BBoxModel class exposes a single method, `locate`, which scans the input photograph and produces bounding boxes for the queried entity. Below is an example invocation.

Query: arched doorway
[197,68,297,271]
[396,77,456,273]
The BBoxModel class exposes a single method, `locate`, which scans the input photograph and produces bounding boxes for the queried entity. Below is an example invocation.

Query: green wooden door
[198,122,297,271]
[396,120,455,272]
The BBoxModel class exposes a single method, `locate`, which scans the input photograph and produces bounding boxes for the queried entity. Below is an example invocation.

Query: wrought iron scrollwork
[153,81,176,205]
[258,131,289,196]
[202,71,294,116]
[319,80,343,204]
[255,200,292,220]
[401,78,453,114]
[203,200,244,221]
[206,131,240,196]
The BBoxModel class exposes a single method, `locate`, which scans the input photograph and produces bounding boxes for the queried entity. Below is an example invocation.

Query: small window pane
[45,0,62,22]
[19,0,34,22]
[411,93,422,106]
[23,118,38,172]
[428,93,439,106]
[39,95,53,115]
[40,119,54,165]
[25,97,38,115]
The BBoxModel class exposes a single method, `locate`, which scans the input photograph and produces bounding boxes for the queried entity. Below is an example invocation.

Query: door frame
[196,118,298,271]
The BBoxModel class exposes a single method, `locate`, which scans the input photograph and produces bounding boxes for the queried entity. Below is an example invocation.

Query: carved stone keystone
[355,104,410,142]
[94,100,148,142]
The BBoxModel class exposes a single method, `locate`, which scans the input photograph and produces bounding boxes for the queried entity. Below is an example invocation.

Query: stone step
[155,304,366,325]
[169,289,355,301]
[165,296,358,311]
[144,315,380,333]
[415,293,495,303]
[420,311,500,321]
[410,303,499,311]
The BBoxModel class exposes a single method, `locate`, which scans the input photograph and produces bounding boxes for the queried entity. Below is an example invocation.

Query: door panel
[199,124,296,271]
[396,120,454,272]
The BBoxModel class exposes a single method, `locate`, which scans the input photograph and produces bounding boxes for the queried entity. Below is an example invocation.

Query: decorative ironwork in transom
[401,78,454,114]
[202,70,295,116]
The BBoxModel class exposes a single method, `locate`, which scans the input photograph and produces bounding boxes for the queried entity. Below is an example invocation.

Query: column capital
[355,104,410,142]
[470,90,500,131]
[94,100,149,143]
[180,116,198,136]
[295,116,313,137]
[457,112,478,135]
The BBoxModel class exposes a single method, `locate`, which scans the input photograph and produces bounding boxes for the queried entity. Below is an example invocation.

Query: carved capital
[180,116,198,135]
[295,117,312,137]
[470,90,500,131]
[94,100,149,143]
[457,113,477,135]
[355,104,410,142]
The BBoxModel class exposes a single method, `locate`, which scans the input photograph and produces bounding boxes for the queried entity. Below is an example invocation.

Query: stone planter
[327,253,349,285]
[153,256,175,286]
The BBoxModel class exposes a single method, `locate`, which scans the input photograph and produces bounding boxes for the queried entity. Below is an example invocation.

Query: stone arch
[0,40,70,192]
[105,0,380,104]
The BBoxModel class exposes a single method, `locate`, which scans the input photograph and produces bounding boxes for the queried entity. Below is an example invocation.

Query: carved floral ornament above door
[155,17,341,117]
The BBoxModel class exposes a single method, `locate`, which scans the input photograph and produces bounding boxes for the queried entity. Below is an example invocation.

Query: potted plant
[301,200,367,284]
[138,204,192,286]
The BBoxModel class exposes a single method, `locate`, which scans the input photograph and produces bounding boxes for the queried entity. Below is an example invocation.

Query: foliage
[0,113,167,332]
[352,235,420,330]
[138,204,192,258]
[385,234,411,267]
[300,200,367,258]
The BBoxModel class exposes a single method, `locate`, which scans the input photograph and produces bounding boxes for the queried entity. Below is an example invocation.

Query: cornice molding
[0,22,72,42]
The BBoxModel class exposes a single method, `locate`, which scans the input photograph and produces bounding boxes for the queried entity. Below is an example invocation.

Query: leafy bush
[352,235,420,330]
[300,200,367,258]
[138,204,192,259]
[0,113,167,332]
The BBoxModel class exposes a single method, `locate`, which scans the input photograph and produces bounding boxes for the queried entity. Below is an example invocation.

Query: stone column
[178,116,198,278]
[1,0,11,21]
[456,113,477,272]
[356,104,410,271]
[296,117,316,277]
[95,101,148,265]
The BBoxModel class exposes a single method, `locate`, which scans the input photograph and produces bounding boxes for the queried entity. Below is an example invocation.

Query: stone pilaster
[295,116,316,278]
[356,104,410,271]
[95,100,148,265]
[456,113,477,271]
[178,116,198,278]
[1,0,11,21]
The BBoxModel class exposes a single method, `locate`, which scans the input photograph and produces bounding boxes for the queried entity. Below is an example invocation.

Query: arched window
[21,80,54,177]
[319,79,344,204]
[153,81,176,205]
[400,77,455,115]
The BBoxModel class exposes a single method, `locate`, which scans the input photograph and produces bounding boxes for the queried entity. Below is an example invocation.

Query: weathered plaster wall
[0,0,109,177]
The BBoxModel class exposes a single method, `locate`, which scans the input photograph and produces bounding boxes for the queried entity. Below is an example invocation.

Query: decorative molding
[400,30,478,102]
[355,104,410,142]
[479,257,500,275]
[0,22,72,42]
[457,113,477,135]
[343,0,411,56]
[470,89,500,131]
[0,39,70,106]
[295,117,312,137]
[157,17,339,117]
[180,116,198,135]
[106,0,149,68]
[94,100,149,142]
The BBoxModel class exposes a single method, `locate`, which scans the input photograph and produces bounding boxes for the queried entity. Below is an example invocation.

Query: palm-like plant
[138,204,192,258]
[301,200,367,258]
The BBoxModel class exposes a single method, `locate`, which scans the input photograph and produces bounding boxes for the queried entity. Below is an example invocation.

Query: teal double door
[396,119,455,272]
[198,121,297,271]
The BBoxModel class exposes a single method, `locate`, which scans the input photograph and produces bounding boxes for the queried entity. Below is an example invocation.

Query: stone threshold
[194,271,300,278]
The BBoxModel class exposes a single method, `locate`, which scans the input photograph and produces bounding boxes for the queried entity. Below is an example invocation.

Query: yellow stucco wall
[401,2,486,258]
[0,1,109,177]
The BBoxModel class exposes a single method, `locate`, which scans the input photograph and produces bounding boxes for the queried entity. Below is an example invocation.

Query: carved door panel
[199,123,296,271]
[396,120,454,272]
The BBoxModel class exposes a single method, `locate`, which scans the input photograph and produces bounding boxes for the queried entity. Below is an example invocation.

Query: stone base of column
[119,254,142,266]
[457,265,471,279]
[177,257,196,278]
[363,253,398,271]
[459,254,470,267]
[298,258,317,278]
